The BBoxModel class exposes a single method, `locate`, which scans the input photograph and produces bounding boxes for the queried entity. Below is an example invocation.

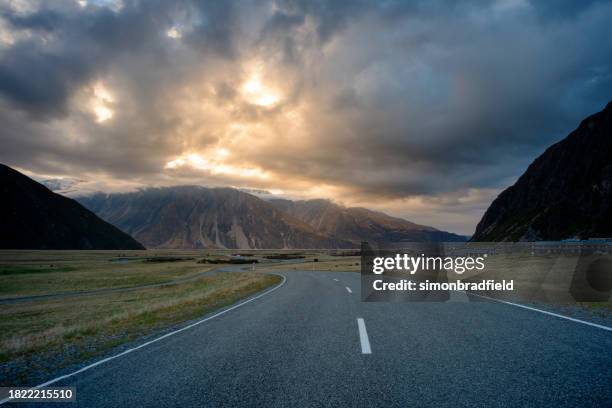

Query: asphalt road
[12,270,612,407]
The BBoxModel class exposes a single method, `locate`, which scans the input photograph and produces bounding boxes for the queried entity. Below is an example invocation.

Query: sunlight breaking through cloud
[165,152,270,180]
[90,83,114,123]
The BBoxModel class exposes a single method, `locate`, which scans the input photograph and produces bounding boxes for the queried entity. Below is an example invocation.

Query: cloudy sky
[1,0,611,235]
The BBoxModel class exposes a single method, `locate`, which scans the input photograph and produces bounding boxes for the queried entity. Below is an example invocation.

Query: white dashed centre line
[357,318,372,354]
[345,286,352,293]
[333,278,339,282]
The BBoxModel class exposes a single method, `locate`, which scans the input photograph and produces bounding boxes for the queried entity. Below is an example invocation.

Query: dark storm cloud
[0,0,237,118]
[0,1,154,117]
[182,1,237,58]
[529,0,610,20]
[289,0,612,195]
[1,0,612,234]
[0,38,94,117]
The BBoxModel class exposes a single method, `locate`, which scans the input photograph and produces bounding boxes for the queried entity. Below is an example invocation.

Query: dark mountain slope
[0,164,144,249]
[472,102,612,241]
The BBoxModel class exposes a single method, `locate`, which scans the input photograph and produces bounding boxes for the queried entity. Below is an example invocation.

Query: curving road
[9,270,612,407]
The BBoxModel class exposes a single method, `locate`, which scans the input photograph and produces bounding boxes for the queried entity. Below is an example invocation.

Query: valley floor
[0,250,610,407]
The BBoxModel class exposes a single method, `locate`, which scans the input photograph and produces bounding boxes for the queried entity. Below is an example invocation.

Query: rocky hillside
[270,198,466,245]
[78,187,465,249]
[78,187,351,249]
[0,164,144,249]
[472,102,612,241]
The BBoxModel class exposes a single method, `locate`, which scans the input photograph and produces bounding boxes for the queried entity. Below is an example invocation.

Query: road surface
[10,270,612,407]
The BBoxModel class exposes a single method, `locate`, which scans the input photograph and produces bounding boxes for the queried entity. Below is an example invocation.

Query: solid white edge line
[357,318,372,354]
[0,275,287,405]
[345,286,352,294]
[470,292,612,332]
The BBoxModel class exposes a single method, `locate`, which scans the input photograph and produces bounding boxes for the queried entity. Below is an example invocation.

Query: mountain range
[269,198,465,244]
[472,101,612,241]
[78,187,465,249]
[0,164,144,249]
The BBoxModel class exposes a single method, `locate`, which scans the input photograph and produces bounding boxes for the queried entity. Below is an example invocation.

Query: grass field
[1,271,280,385]
[0,250,221,298]
[0,250,349,298]
[260,257,361,272]
[0,250,286,385]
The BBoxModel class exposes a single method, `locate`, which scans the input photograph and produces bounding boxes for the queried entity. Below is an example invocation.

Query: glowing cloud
[90,83,114,123]
[241,74,280,107]
[165,152,270,180]
[93,105,113,123]
[166,27,181,39]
